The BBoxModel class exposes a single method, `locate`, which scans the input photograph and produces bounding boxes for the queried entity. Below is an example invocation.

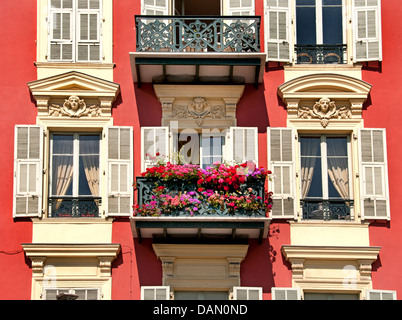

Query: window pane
[79,135,100,196]
[52,135,74,196]
[201,135,224,169]
[323,3,343,44]
[300,137,322,198]
[296,0,316,45]
[327,137,349,199]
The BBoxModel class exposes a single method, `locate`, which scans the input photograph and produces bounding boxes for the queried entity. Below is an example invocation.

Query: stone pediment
[28,71,120,118]
[278,73,372,127]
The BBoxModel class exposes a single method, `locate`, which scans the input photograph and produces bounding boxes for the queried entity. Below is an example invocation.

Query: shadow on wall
[236,84,270,132]
[134,83,163,127]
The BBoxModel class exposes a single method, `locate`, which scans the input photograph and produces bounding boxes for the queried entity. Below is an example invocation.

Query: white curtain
[80,136,100,196]
[300,139,320,199]
[327,140,349,199]
[52,136,74,210]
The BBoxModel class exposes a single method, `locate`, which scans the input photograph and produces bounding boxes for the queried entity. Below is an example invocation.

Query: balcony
[301,199,353,220]
[135,15,260,53]
[130,163,272,243]
[49,197,101,218]
[130,15,266,87]
[295,44,347,64]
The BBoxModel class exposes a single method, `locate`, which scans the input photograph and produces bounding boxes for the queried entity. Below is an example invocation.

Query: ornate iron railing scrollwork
[136,177,267,217]
[135,15,261,53]
[301,198,353,220]
[295,44,347,64]
[49,197,101,218]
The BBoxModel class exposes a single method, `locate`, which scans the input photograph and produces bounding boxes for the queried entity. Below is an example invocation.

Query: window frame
[49,132,101,199]
[295,0,346,46]
[298,133,353,201]
[43,287,101,300]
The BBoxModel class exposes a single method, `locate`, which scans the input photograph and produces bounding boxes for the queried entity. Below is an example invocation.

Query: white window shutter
[265,0,292,62]
[358,128,390,220]
[141,0,169,15]
[232,287,262,300]
[141,127,169,171]
[227,0,255,16]
[366,290,396,300]
[272,287,301,300]
[77,0,102,61]
[48,1,74,61]
[267,127,297,219]
[353,0,382,62]
[227,127,258,165]
[13,125,43,218]
[141,286,171,300]
[106,126,133,217]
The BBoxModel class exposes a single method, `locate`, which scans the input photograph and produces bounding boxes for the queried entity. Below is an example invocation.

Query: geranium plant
[133,161,273,217]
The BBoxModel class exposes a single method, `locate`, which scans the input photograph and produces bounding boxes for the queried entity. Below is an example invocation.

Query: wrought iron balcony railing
[135,15,260,53]
[301,198,353,220]
[49,197,101,218]
[295,44,347,64]
[135,177,267,217]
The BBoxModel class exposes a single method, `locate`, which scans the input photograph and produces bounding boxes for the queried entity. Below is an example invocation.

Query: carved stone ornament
[49,95,101,118]
[297,97,351,128]
[173,97,225,126]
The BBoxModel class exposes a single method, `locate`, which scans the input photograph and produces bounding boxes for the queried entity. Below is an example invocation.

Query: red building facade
[1,0,401,301]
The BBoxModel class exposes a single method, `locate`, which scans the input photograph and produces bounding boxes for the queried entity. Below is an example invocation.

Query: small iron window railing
[301,198,353,220]
[295,44,347,64]
[48,197,101,218]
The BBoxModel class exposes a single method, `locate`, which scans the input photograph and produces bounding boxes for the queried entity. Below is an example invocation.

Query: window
[49,133,101,218]
[44,288,100,300]
[296,0,343,46]
[141,126,258,171]
[49,0,102,62]
[300,135,352,220]
[265,0,382,63]
[174,129,225,169]
[175,291,229,300]
[304,292,359,300]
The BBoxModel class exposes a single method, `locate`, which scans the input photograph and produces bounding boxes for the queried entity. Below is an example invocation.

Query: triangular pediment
[28,71,120,119]
[28,71,120,99]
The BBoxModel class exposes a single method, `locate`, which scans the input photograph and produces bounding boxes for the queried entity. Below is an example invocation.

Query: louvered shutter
[227,0,255,15]
[232,287,262,300]
[353,0,382,62]
[141,286,171,300]
[48,0,74,61]
[227,127,258,165]
[77,0,102,61]
[141,0,169,15]
[265,0,292,62]
[106,127,133,217]
[141,127,169,171]
[366,290,396,300]
[267,127,297,219]
[358,128,390,220]
[13,125,43,218]
[272,287,301,300]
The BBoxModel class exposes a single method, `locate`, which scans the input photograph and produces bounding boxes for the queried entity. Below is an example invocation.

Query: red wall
[361,2,402,293]
[0,1,37,299]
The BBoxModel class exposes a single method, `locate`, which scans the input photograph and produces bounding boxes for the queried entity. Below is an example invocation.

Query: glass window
[296,0,343,45]
[174,291,229,300]
[300,135,351,220]
[50,133,100,217]
[176,130,225,169]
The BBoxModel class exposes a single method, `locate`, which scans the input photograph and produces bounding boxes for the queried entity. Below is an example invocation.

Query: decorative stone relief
[297,97,352,128]
[49,95,101,118]
[173,97,225,126]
